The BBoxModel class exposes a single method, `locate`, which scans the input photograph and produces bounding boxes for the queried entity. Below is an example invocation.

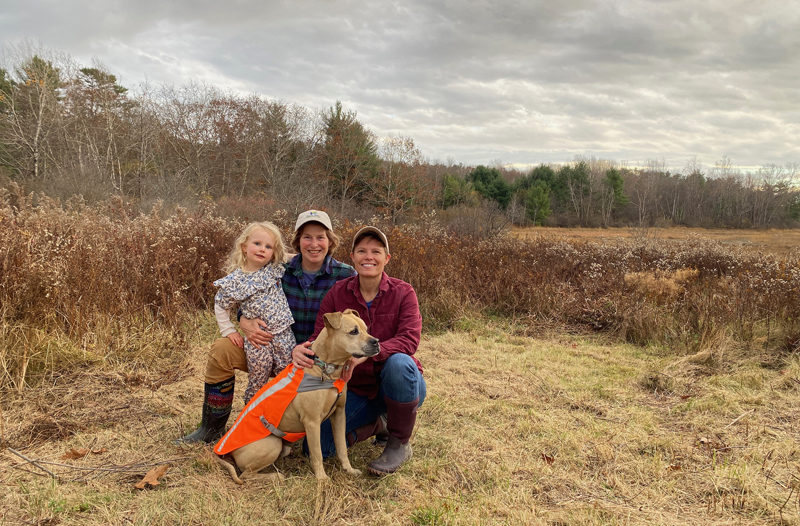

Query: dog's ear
[342,308,360,319]
[323,311,343,330]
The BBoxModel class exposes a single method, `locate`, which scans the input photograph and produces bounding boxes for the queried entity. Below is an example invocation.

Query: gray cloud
[2,0,798,170]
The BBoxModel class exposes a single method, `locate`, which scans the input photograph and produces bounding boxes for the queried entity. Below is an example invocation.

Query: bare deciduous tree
[0,48,68,182]
[372,136,429,223]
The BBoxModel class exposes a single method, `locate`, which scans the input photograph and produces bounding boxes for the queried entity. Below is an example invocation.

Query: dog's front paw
[344,468,362,476]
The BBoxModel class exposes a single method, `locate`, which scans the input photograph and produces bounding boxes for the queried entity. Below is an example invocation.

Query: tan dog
[216,309,379,483]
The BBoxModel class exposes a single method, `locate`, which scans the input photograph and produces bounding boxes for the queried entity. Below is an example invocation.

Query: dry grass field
[512,226,800,257]
[2,196,799,525]
[2,315,799,525]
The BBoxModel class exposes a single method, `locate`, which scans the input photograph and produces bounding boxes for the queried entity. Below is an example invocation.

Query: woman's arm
[372,285,421,361]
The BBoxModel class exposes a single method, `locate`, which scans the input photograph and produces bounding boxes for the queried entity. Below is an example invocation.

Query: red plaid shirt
[312,272,423,399]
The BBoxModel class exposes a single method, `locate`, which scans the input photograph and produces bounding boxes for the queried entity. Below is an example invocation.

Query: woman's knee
[380,354,423,403]
[205,338,248,382]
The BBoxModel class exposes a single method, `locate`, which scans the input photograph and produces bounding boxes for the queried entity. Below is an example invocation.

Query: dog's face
[322,309,380,361]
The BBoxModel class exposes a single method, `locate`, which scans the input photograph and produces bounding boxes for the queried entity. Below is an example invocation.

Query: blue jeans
[311,353,426,458]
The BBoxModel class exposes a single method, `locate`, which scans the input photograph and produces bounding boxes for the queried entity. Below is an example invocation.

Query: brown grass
[3,190,800,391]
[2,192,800,523]
[2,318,799,525]
[513,225,800,257]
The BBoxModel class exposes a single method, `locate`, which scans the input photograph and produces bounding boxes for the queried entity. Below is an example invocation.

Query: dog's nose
[364,338,380,355]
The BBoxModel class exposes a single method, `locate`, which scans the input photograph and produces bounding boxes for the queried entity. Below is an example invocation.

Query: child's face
[243,229,276,271]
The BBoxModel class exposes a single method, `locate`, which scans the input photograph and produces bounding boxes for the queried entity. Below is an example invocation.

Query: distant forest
[2,51,799,230]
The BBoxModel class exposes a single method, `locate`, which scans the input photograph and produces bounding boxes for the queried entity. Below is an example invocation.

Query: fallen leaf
[91,448,108,455]
[541,453,555,465]
[134,464,170,490]
[667,464,682,471]
[62,448,90,460]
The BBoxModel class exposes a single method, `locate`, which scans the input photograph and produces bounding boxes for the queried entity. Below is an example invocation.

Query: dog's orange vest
[214,364,345,456]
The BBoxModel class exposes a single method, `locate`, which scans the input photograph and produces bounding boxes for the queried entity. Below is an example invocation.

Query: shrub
[0,185,238,333]
[3,186,799,389]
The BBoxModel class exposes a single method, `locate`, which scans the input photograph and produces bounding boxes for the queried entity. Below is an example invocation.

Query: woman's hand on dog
[341,356,368,382]
[239,317,274,348]
[292,342,315,368]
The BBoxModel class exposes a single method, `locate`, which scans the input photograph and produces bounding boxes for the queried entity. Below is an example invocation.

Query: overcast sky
[2,0,798,172]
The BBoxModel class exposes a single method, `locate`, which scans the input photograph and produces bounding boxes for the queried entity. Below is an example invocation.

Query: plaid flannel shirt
[311,272,423,399]
[282,254,356,343]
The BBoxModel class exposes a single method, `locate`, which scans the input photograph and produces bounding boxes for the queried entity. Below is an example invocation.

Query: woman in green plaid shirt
[178,210,355,444]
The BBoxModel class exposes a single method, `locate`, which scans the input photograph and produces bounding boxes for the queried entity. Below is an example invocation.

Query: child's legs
[243,341,274,404]
[270,328,297,376]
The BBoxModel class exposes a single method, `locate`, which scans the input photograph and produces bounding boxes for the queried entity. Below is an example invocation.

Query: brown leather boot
[367,398,417,475]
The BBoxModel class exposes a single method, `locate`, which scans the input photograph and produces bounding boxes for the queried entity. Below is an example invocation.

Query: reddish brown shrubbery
[369,218,800,357]
[2,188,799,389]
[1,186,237,334]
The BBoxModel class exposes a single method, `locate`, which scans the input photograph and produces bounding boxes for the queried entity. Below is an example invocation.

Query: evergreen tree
[467,165,512,209]
[524,180,551,225]
[597,168,629,226]
[320,101,379,213]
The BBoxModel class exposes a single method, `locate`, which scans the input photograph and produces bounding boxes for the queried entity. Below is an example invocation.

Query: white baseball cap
[294,210,333,232]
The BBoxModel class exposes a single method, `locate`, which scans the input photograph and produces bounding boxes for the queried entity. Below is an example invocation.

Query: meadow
[512,226,800,257]
[2,188,799,524]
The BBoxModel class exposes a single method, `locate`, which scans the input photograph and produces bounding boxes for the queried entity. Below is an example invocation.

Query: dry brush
[2,190,799,392]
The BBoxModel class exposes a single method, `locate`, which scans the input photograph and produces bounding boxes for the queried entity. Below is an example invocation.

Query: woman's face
[299,223,330,270]
[351,237,390,279]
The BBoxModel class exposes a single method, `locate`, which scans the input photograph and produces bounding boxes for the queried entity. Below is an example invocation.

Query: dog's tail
[215,454,244,485]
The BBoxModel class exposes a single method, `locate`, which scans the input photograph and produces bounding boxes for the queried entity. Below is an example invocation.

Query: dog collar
[312,356,341,377]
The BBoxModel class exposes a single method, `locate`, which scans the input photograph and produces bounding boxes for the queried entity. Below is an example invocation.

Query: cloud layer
[3,0,799,170]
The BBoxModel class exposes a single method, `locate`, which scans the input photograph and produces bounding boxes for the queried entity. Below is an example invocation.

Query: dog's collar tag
[313,357,338,376]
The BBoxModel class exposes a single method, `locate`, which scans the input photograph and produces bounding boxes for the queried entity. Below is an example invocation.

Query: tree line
[1,50,798,229]
[448,159,800,228]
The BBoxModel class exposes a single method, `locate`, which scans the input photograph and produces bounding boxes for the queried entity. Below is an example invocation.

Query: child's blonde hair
[226,221,286,272]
